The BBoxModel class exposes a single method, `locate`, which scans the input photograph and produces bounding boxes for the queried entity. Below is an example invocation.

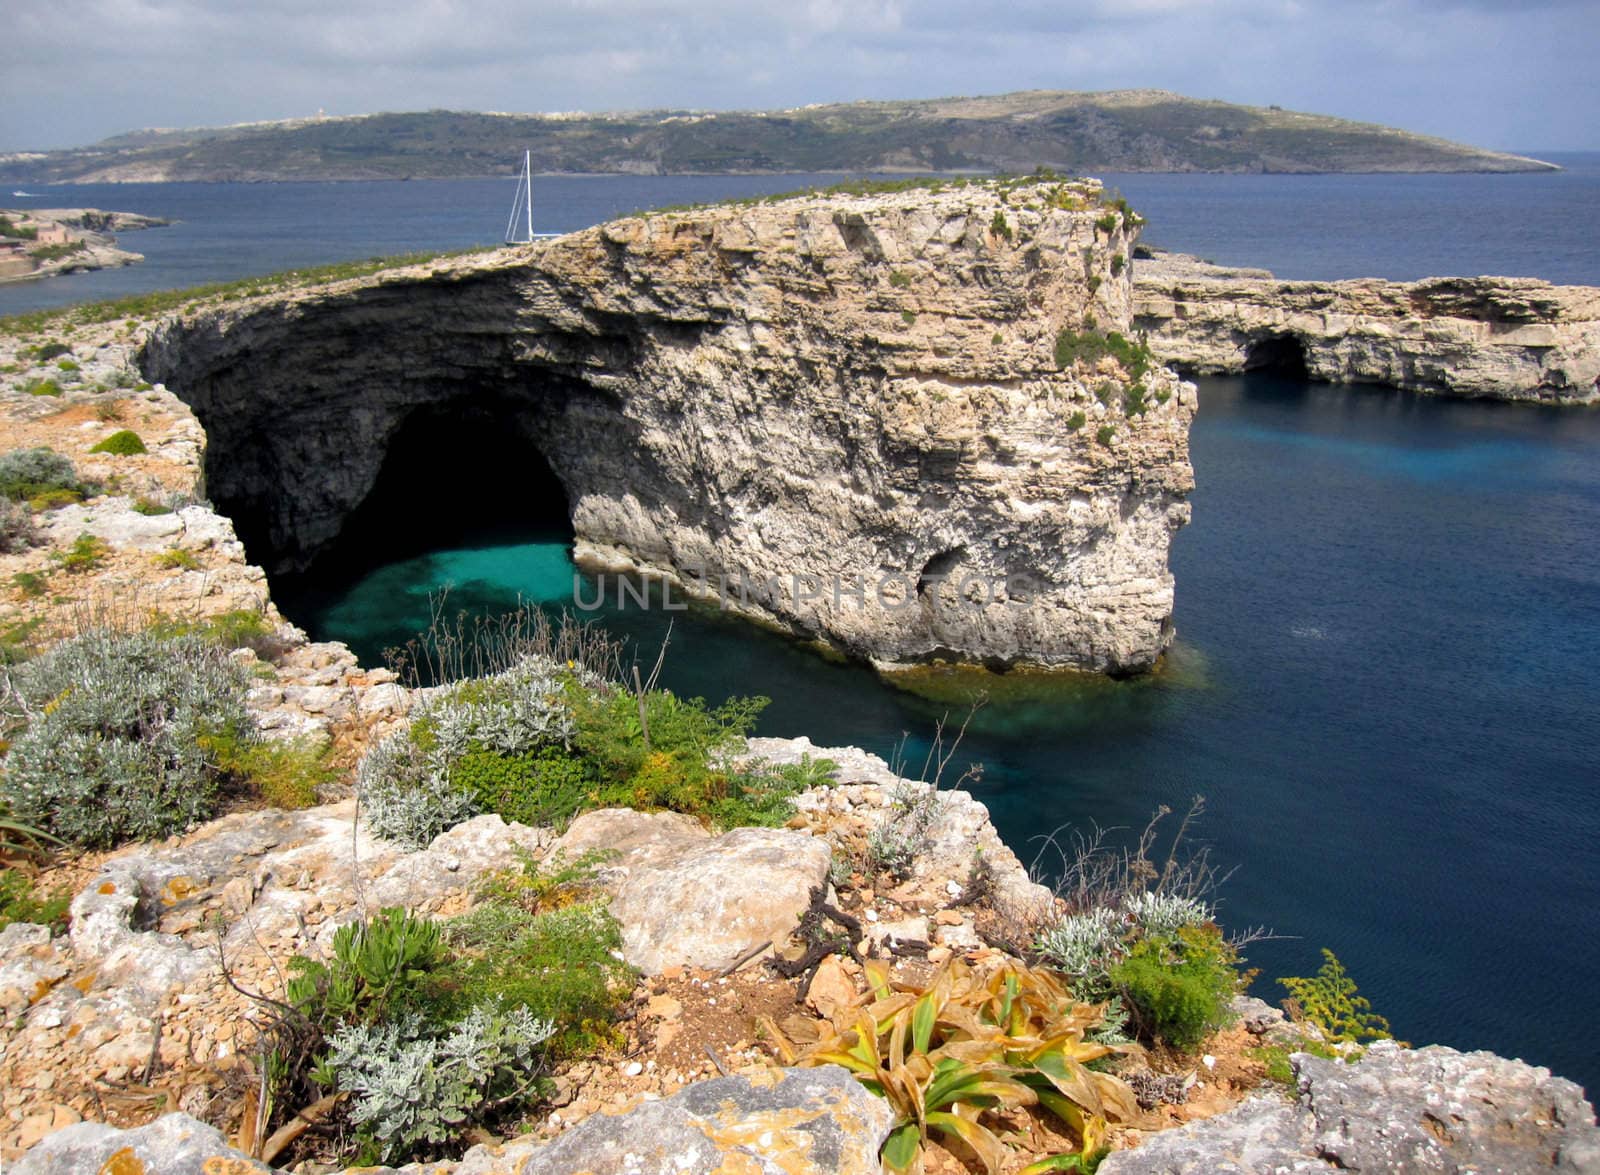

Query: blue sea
[4,157,1597,1095]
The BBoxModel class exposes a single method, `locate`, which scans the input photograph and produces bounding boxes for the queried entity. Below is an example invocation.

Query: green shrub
[1123,382,1147,418]
[1054,328,1154,381]
[991,332,1004,345]
[30,343,71,361]
[1096,425,1116,447]
[0,448,82,501]
[204,730,335,809]
[1094,212,1119,234]
[27,488,81,511]
[450,744,595,828]
[89,429,147,456]
[283,880,631,1165]
[361,651,796,845]
[30,242,87,263]
[1087,274,1103,294]
[360,658,578,847]
[55,533,108,574]
[290,907,445,1030]
[150,607,282,657]
[1111,926,1238,1053]
[990,210,1013,241]
[1110,253,1126,277]
[1067,411,1087,431]
[900,309,917,326]
[153,547,199,570]
[320,999,556,1164]
[22,378,61,397]
[55,359,79,373]
[1278,949,1394,1045]
[437,898,631,1059]
[0,617,44,665]
[0,868,70,932]
[11,570,48,598]
[889,270,912,288]
[0,627,253,847]
[132,497,173,515]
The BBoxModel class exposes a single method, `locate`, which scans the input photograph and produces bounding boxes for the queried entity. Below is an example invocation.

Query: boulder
[555,807,833,974]
[606,825,832,974]
[1100,1041,1600,1174]
[10,1112,271,1174]
[1299,1041,1600,1172]
[503,1066,890,1175]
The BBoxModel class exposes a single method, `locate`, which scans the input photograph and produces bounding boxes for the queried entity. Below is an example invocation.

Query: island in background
[0,208,169,284]
[0,88,1557,184]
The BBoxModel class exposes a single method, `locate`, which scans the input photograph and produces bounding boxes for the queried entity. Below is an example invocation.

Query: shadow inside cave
[273,394,573,602]
[1243,333,1311,379]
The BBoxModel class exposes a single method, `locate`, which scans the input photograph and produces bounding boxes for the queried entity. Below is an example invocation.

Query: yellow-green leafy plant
[769,956,1137,1174]
[88,429,147,456]
[1278,949,1395,1046]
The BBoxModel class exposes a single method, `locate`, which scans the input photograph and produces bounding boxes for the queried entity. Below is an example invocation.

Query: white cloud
[0,0,1594,150]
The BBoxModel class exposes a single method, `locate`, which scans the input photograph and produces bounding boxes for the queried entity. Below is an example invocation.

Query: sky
[2,0,1597,154]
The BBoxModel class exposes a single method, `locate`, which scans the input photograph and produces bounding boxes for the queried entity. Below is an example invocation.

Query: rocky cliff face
[142,181,1194,675]
[1134,251,1600,404]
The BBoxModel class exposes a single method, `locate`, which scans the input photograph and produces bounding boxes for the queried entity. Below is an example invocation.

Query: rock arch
[141,186,1194,674]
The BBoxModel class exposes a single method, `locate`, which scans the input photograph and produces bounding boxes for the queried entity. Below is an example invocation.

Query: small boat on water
[11,191,38,198]
[504,152,534,244]
[503,153,559,243]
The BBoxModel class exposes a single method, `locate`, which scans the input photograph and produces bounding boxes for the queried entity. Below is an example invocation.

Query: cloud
[0,0,1595,150]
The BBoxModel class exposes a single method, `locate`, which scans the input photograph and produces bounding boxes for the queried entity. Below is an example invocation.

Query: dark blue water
[2,153,1597,318]
[0,173,865,316]
[7,164,1597,1093]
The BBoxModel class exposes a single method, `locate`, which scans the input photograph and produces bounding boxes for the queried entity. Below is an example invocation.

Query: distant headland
[0,208,168,284]
[0,89,1557,184]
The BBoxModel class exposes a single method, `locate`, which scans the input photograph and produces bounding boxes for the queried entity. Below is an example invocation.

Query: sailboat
[504,150,535,245]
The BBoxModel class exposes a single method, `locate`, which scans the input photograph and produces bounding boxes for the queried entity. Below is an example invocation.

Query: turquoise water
[283,374,1600,1096]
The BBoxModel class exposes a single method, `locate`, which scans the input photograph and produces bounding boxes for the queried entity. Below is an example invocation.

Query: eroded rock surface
[1135,251,1600,403]
[461,1066,892,1175]
[1101,1041,1600,1174]
[10,1111,271,1174]
[142,181,1195,674]
[554,807,832,974]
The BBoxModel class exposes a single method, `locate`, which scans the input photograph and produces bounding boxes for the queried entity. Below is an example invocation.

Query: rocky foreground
[4,737,1597,1173]
[1135,250,1600,404]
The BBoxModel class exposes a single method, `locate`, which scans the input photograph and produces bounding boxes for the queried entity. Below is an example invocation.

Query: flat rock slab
[555,810,832,975]
[455,1066,892,1175]
[1101,1040,1600,1174]
[11,1111,271,1174]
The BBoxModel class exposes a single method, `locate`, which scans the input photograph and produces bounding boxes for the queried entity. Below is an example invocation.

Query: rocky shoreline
[0,208,168,285]
[1,188,1598,1172]
[1135,249,1600,404]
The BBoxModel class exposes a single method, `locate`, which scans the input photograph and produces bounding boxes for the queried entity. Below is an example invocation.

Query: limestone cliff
[141,180,1194,675]
[1134,250,1600,404]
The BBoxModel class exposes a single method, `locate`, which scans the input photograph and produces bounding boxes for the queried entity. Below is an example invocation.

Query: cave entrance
[294,396,571,588]
[1243,333,1310,379]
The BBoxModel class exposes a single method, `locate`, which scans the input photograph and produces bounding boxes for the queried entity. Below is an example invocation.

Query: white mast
[504,150,533,244]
